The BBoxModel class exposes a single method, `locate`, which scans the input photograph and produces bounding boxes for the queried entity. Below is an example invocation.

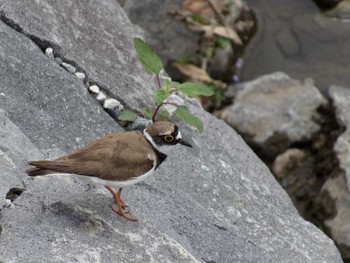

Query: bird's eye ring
[164,135,174,142]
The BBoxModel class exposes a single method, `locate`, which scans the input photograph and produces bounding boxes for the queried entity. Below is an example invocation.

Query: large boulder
[220,72,327,161]
[0,1,342,262]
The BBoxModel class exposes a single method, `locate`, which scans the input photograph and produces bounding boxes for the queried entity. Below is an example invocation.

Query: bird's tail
[26,161,58,176]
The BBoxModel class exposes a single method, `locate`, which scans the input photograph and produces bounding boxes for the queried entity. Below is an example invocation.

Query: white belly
[73,166,156,188]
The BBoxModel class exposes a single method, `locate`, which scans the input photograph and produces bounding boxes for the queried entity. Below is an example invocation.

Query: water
[240,0,350,95]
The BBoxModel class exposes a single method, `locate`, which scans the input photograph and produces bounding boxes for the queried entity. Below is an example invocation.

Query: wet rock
[276,27,300,58]
[239,0,350,94]
[221,72,327,160]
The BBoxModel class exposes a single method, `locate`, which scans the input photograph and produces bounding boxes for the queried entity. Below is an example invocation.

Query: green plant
[118,37,214,132]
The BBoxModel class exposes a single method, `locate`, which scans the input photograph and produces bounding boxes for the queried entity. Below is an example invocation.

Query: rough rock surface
[122,0,249,83]
[0,0,155,110]
[0,1,342,263]
[325,0,350,19]
[240,0,350,94]
[221,72,327,160]
[316,85,350,261]
[122,0,200,81]
[330,86,350,190]
[320,172,350,261]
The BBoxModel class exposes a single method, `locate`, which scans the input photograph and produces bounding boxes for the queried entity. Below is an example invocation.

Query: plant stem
[152,102,179,122]
[155,74,162,90]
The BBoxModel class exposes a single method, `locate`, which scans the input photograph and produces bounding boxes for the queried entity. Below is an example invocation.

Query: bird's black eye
[164,135,174,142]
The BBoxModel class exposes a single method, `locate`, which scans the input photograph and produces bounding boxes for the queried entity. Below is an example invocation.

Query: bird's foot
[119,198,128,210]
[111,206,137,221]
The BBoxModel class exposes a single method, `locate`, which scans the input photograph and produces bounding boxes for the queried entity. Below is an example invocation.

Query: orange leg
[105,186,127,208]
[104,186,137,221]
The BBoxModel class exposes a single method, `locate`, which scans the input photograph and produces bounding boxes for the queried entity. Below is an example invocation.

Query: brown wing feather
[26,132,157,181]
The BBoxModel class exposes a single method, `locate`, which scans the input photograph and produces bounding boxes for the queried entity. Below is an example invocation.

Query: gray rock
[239,0,350,94]
[89,85,100,94]
[276,27,300,57]
[314,87,350,261]
[45,47,54,59]
[0,20,120,153]
[96,91,107,102]
[103,98,122,110]
[221,72,327,159]
[0,0,155,110]
[123,0,200,81]
[329,85,350,190]
[75,71,86,81]
[122,0,247,83]
[325,1,350,20]
[0,2,343,263]
[61,62,76,74]
[319,172,350,261]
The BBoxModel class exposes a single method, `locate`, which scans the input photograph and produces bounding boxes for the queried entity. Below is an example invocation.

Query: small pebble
[45,47,54,59]
[75,72,86,80]
[103,98,121,109]
[89,85,100,94]
[5,199,11,207]
[96,91,106,102]
[55,57,62,65]
[61,62,76,73]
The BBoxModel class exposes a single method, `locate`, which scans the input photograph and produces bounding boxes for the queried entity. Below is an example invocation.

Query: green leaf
[216,37,231,48]
[143,108,153,119]
[155,89,170,106]
[175,106,204,132]
[134,38,163,74]
[191,14,206,24]
[158,110,170,121]
[118,109,137,121]
[176,82,214,97]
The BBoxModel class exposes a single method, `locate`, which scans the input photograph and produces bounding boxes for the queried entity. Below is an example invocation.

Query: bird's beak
[179,139,192,148]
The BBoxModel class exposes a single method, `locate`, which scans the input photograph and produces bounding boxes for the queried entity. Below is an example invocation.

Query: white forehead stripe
[176,131,182,140]
[159,130,173,136]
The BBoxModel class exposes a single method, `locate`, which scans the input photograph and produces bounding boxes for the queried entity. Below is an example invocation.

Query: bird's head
[143,121,192,153]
